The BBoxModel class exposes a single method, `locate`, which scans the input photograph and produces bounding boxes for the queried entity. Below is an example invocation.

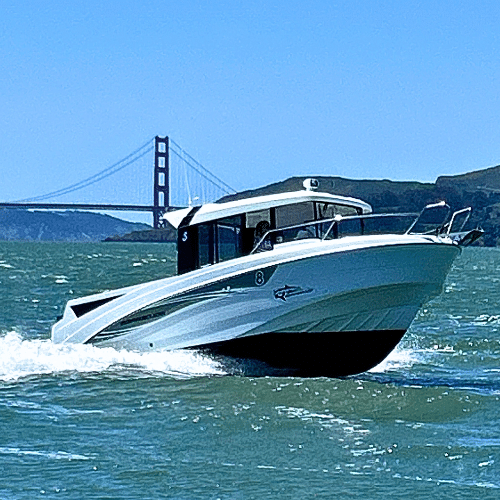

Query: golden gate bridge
[0,137,236,228]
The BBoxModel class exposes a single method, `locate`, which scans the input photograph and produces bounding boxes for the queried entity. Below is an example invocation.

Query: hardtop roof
[163,190,372,229]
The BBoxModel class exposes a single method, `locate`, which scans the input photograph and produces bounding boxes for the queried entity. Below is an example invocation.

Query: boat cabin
[163,186,372,275]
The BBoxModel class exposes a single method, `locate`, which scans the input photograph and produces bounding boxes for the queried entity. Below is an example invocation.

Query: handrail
[321,214,343,240]
[446,207,472,235]
[248,204,474,254]
[250,212,420,254]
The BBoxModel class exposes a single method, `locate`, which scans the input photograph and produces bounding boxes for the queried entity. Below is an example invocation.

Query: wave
[362,343,500,394]
[0,331,225,382]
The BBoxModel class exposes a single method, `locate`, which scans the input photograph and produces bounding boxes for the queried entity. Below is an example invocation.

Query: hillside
[104,227,177,242]
[0,209,151,242]
[221,166,500,246]
[2,164,500,245]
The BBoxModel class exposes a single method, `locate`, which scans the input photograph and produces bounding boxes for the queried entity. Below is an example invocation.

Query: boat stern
[51,290,127,344]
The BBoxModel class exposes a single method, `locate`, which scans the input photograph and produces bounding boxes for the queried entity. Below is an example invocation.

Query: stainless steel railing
[250,202,472,254]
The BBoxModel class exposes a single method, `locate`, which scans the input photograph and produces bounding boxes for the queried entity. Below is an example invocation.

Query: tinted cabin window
[317,203,359,219]
[247,209,271,229]
[217,216,243,263]
[198,223,213,267]
[317,203,363,239]
[275,202,315,228]
[245,209,272,253]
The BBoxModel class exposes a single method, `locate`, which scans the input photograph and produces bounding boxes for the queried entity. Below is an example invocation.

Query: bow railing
[251,202,473,254]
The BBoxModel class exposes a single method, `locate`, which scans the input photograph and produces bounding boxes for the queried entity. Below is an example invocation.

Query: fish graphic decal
[273,285,313,301]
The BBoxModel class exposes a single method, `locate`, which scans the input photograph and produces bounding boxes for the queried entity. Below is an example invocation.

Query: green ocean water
[0,242,499,499]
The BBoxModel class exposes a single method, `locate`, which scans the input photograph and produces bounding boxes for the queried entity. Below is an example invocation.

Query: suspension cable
[169,139,236,195]
[15,139,154,202]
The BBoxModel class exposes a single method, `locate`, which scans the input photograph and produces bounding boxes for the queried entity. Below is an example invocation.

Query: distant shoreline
[2,166,500,245]
[103,228,176,243]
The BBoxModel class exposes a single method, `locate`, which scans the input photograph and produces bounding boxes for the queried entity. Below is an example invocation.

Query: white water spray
[0,331,225,382]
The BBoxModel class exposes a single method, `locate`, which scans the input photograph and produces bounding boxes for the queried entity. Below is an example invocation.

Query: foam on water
[0,331,225,382]
[0,447,90,461]
[369,345,423,373]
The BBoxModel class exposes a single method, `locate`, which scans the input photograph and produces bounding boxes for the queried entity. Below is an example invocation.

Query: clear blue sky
[2,0,500,203]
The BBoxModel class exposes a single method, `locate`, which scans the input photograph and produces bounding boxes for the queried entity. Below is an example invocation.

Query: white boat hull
[52,235,460,376]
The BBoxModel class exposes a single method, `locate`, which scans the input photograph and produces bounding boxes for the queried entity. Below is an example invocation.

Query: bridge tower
[153,136,169,228]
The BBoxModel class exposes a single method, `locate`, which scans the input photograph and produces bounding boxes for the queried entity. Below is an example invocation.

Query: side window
[217,216,243,263]
[317,203,358,219]
[317,203,335,220]
[246,209,271,229]
[335,205,359,217]
[198,223,213,267]
[275,202,315,228]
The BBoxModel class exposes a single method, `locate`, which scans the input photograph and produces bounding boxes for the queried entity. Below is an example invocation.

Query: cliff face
[0,209,151,242]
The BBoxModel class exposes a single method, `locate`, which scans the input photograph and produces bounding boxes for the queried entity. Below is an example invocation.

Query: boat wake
[4,330,494,389]
[0,331,225,382]
[369,345,422,373]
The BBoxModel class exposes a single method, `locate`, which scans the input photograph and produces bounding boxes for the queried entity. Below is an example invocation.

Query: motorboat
[51,179,481,377]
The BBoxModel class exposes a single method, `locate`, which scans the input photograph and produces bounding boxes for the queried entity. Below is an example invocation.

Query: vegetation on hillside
[0,210,151,242]
[3,164,500,245]
[222,166,500,246]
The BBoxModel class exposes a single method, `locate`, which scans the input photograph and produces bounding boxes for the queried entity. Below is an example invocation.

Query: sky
[2,0,500,207]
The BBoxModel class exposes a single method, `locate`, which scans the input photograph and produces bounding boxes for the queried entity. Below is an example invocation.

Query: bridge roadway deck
[0,203,165,212]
